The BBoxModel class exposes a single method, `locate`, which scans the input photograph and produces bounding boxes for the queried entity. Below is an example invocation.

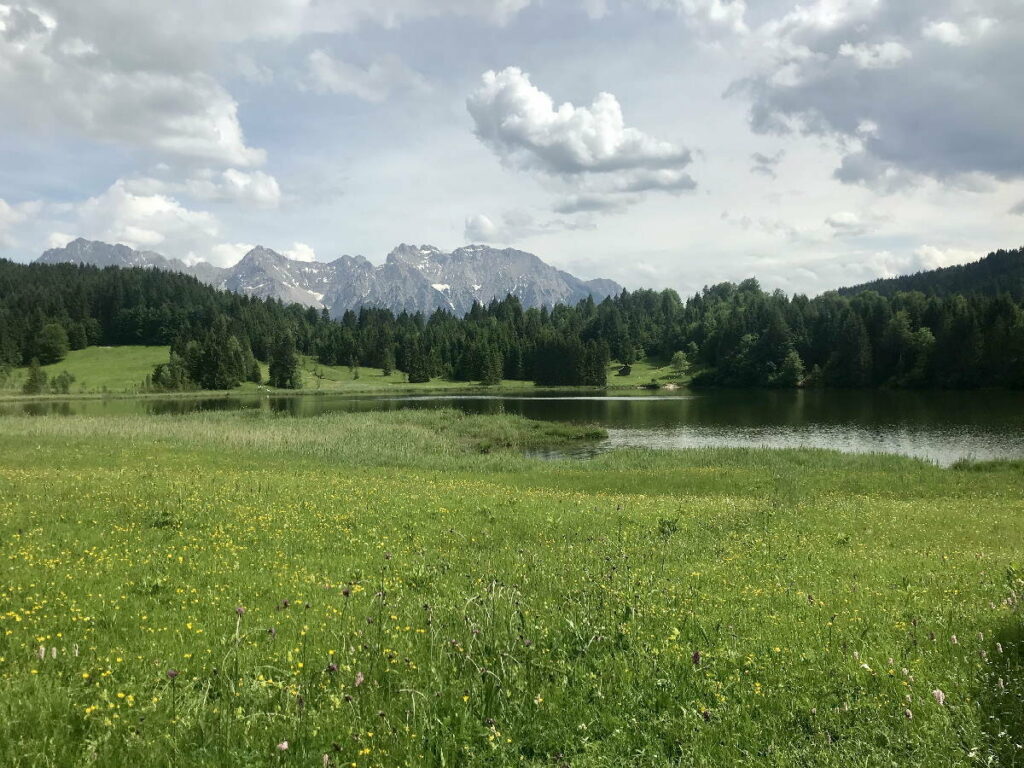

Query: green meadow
[0,346,173,396]
[0,346,687,400]
[0,410,1022,766]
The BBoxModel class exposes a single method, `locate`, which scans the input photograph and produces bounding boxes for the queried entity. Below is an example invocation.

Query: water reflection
[2,389,1023,466]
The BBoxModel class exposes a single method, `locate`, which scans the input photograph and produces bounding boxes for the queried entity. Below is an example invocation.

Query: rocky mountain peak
[35,238,623,318]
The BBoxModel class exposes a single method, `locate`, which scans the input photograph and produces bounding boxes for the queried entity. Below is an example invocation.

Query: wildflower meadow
[0,410,1021,766]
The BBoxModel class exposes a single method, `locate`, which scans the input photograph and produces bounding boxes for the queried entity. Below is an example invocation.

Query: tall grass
[0,411,1021,766]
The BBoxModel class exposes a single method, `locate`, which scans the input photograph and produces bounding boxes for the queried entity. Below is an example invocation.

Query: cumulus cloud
[53,179,219,258]
[922,18,994,47]
[123,169,282,208]
[283,242,317,262]
[468,67,695,212]
[307,50,428,102]
[0,4,264,167]
[825,211,867,237]
[758,245,984,295]
[733,0,1024,188]
[639,0,747,34]
[0,197,40,247]
[188,170,282,207]
[20,0,536,74]
[909,245,982,272]
[208,242,256,268]
[464,214,501,242]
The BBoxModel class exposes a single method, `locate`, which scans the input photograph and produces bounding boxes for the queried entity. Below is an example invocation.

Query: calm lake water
[3,388,1023,466]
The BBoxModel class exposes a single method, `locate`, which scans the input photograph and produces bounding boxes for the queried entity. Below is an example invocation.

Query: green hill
[838,247,1024,299]
[1,346,170,395]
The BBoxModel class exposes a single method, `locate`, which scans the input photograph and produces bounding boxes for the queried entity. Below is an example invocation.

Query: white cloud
[283,242,317,262]
[208,242,255,267]
[306,50,428,102]
[0,4,264,167]
[910,244,982,271]
[922,18,994,46]
[189,170,282,207]
[825,211,866,236]
[921,21,965,46]
[58,179,219,256]
[464,214,500,242]
[469,67,691,176]
[753,244,983,295]
[123,169,282,208]
[640,0,748,34]
[837,41,912,70]
[464,210,595,243]
[735,0,1024,187]
[467,67,695,212]
[0,197,39,246]
[47,231,75,249]
[554,194,633,214]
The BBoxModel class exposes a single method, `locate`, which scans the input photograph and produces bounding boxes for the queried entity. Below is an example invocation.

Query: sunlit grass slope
[2,347,549,397]
[1,346,171,395]
[0,410,1022,766]
[605,357,689,389]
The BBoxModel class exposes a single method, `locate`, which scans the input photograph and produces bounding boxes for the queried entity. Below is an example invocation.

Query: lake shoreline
[3,387,1023,467]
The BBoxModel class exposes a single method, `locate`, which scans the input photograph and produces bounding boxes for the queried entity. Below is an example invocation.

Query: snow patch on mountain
[37,239,623,318]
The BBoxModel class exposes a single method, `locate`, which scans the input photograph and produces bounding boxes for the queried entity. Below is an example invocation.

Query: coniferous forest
[1,247,1023,391]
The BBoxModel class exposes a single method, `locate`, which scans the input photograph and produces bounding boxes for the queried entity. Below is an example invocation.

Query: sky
[0,0,1022,296]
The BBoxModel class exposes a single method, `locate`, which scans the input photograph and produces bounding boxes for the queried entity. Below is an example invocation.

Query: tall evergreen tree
[268,333,302,389]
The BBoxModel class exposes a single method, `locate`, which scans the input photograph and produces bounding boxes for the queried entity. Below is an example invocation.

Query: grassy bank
[0,411,1021,766]
[1,346,689,401]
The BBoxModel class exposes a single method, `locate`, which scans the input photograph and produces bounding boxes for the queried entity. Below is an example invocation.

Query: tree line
[1,249,1023,391]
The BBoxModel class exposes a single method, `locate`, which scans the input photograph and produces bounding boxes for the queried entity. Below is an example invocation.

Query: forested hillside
[2,255,1024,391]
[838,247,1024,300]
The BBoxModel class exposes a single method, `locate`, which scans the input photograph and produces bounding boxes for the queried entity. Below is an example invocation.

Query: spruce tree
[22,358,47,394]
[269,333,302,389]
[406,343,430,383]
[480,346,503,385]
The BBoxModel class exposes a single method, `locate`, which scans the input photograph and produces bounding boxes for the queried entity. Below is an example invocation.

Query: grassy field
[0,346,173,396]
[1,346,686,399]
[0,411,1022,766]
[604,358,688,389]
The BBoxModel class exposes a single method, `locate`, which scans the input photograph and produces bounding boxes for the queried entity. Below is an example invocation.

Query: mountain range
[36,239,622,317]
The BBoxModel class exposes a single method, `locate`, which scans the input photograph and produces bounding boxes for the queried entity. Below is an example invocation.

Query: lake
[3,389,1023,466]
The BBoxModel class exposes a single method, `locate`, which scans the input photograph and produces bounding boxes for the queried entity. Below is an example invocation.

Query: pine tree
[406,344,430,384]
[480,346,503,385]
[268,333,302,389]
[22,358,47,394]
[825,311,872,387]
[67,323,88,351]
